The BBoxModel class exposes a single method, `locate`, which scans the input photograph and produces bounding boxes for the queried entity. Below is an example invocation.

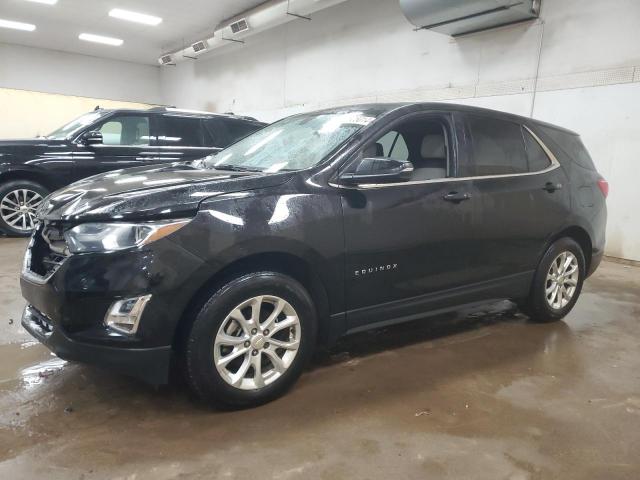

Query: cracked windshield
[206,110,380,173]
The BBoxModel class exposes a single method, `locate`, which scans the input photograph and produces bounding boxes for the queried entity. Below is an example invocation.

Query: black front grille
[27,222,69,278]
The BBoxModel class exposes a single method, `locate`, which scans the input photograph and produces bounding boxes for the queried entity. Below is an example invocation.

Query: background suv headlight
[64,219,191,253]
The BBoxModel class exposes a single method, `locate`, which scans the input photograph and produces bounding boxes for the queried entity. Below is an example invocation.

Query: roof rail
[146,106,261,122]
[147,106,222,115]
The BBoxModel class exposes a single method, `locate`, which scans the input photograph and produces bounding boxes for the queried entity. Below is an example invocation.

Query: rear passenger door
[156,115,216,162]
[459,113,570,283]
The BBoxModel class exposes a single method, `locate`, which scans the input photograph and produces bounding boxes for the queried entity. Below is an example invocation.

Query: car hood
[38,163,292,222]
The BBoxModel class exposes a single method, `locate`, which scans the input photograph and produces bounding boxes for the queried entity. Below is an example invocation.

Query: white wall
[0,88,154,139]
[0,43,160,139]
[0,43,161,105]
[160,0,640,261]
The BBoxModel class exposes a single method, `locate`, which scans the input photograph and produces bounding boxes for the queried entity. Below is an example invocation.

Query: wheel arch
[0,169,58,192]
[546,225,593,273]
[172,251,332,353]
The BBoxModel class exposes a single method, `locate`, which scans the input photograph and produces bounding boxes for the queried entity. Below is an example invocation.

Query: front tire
[0,180,48,236]
[521,237,586,322]
[185,272,317,408]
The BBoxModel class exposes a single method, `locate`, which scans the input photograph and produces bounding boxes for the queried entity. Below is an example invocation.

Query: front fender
[172,188,346,314]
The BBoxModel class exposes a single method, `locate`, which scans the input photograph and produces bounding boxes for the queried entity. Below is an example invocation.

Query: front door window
[361,117,450,181]
[98,116,150,146]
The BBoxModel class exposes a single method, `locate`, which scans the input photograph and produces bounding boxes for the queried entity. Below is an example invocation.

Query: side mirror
[339,157,414,185]
[82,130,103,146]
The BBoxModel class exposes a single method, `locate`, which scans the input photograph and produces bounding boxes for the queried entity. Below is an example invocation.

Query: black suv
[0,107,265,235]
[20,103,607,408]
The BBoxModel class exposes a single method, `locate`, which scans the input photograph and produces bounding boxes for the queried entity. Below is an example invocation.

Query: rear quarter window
[537,126,596,171]
[523,129,552,172]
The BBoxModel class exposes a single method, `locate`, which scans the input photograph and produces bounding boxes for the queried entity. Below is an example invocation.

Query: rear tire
[521,237,585,323]
[0,180,48,236]
[184,272,317,409]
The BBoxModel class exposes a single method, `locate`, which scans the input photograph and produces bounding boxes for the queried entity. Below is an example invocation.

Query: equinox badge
[354,264,398,277]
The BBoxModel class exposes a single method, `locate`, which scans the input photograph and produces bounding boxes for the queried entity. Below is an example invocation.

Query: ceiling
[0,0,267,65]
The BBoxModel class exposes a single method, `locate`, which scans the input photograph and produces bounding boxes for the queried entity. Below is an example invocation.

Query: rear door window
[462,115,527,176]
[159,115,204,147]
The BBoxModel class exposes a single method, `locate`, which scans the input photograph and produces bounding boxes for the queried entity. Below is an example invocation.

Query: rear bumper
[22,304,172,385]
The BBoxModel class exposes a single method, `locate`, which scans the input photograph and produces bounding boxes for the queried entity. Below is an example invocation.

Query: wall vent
[158,54,174,65]
[229,18,249,34]
[192,40,209,53]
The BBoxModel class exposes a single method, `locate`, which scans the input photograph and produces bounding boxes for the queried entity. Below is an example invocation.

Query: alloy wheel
[213,295,301,390]
[545,251,579,310]
[0,189,43,232]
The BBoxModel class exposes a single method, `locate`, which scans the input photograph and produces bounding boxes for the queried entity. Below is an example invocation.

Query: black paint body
[20,103,607,384]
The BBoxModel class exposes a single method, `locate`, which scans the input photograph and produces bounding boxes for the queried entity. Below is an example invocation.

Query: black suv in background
[0,107,265,235]
[20,103,607,408]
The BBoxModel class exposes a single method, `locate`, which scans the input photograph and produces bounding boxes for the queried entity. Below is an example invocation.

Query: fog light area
[104,295,152,334]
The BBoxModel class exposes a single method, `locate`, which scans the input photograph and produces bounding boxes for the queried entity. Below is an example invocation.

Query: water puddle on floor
[0,342,60,391]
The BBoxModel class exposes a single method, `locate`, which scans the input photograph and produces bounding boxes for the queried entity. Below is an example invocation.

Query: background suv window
[160,115,204,147]
[463,115,527,176]
[204,118,229,148]
[98,115,150,146]
[224,119,261,144]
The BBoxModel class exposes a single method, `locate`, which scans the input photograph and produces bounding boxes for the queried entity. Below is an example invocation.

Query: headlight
[64,219,191,253]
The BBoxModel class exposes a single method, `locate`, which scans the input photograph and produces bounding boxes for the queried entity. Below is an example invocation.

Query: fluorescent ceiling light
[0,19,36,31]
[79,33,123,46]
[25,0,58,5]
[109,8,162,26]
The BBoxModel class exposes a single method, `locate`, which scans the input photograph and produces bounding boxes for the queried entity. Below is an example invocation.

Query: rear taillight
[597,178,609,198]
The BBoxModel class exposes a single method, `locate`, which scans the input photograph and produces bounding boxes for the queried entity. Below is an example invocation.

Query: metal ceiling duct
[399,0,541,36]
[161,0,350,65]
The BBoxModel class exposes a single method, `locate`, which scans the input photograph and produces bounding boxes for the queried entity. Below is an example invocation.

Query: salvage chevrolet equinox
[21,103,607,408]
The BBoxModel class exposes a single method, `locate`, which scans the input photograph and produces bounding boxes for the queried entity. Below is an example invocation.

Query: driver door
[340,112,482,330]
[72,113,159,181]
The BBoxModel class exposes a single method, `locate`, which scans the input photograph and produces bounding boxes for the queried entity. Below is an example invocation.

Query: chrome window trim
[84,144,155,150]
[330,125,559,190]
[155,145,216,151]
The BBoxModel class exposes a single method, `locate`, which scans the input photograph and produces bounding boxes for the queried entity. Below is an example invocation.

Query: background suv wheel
[521,237,586,322]
[0,180,48,236]
[185,272,317,408]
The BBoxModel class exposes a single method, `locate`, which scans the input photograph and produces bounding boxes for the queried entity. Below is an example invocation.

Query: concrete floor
[0,237,638,480]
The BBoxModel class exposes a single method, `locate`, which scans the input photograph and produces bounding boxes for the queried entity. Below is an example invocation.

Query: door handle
[543,182,563,192]
[443,191,471,203]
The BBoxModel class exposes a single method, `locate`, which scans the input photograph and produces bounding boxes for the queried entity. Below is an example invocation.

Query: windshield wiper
[213,164,263,173]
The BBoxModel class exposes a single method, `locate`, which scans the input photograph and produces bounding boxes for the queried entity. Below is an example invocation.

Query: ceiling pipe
[159,0,350,65]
